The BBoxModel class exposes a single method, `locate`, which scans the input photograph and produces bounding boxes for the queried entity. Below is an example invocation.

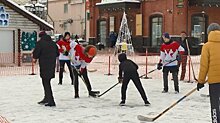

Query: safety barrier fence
[0,52,201,82]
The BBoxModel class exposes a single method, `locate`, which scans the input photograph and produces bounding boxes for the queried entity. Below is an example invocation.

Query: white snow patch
[0,71,211,123]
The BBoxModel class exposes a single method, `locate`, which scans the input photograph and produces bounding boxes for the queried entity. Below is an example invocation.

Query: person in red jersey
[69,41,99,98]
[157,32,185,94]
[56,32,74,85]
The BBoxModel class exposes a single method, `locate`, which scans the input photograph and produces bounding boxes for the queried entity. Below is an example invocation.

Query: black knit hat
[118,53,127,62]
[39,31,46,38]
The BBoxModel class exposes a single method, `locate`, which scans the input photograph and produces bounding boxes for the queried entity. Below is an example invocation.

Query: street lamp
[201,10,205,43]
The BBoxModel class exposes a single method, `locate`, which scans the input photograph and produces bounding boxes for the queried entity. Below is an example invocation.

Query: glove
[63,51,69,56]
[197,83,204,91]
[176,54,181,61]
[157,63,163,70]
[118,77,123,83]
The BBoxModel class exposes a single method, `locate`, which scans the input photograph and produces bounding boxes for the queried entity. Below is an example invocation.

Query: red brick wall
[89,0,220,39]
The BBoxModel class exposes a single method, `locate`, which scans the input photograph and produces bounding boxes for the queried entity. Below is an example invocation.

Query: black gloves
[63,51,69,56]
[176,54,181,61]
[157,63,163,70]
[118,77,123,83]
[197,83,204,91]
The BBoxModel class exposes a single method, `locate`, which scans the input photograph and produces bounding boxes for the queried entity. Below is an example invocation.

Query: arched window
[150,15,163,47]
[191,14,208,43]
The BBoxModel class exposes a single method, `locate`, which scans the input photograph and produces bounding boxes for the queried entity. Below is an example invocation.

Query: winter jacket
[69,41,93,69]
[33,35,59,79]
[118,53,138,78]
[198,31,220,84]
[57,39,71,60]
[159,40,185,66]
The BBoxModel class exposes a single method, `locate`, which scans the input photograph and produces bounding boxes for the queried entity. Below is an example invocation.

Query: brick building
[88,0,220,54]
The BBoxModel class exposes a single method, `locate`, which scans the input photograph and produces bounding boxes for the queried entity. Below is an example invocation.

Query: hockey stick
[99,59,178,97]
[185,39,198,81]
[139,59,177,78]
[137,87,197,122]
[98,82,120,97]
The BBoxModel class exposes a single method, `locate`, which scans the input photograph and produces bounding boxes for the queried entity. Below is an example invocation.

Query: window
[150,15,163,46]
[191,14,208,43]
[64,4,68,13]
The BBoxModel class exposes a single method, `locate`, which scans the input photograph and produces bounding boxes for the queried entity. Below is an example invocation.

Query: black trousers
[163,66,179,92]
[42,77,54,103]
[121,71,148,102]
[72,67,92,94]
[209,83,220,123]
[59,60,73,83]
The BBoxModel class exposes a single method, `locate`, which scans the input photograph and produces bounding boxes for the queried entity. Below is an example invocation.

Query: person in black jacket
[33,34,59,107]
[118,53,150,106]
[179,31,188,81]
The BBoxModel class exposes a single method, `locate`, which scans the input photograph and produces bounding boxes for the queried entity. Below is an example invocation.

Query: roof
[12,0,29,5]
[96,0,140,6]
[0,0,53,30]
[189,0,220,7]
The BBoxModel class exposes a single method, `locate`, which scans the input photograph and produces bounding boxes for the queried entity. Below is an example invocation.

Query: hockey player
[69,41,99,98]
[57,32,74,85]
[157,32,184,94]
[118,53,150,106]
[197,23,220,123]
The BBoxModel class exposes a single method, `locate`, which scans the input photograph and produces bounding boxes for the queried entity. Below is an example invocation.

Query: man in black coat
[33,34,59,107]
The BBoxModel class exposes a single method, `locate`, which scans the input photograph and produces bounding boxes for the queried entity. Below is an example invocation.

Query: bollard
[29,57,36,75]
[187,57,191,82]
[105,55,113,75]
[142,48,152,79]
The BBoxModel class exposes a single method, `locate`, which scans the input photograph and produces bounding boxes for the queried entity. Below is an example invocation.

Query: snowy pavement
[0,72,211,123]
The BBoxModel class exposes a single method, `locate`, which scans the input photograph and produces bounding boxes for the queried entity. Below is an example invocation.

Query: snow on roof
[96,0,140,6]
[6,0,53,30]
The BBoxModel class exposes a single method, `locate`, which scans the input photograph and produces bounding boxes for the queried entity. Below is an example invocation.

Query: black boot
[89,91,97,97]
[119,100,125,106]
[45,102,56,107]
[74,92,79,98]
[144,101,151,106]
[38,98,48,105]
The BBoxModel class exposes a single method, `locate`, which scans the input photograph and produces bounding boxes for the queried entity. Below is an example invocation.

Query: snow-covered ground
[0,71,211,123]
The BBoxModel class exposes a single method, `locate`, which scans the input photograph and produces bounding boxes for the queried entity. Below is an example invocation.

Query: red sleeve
[75,44,93,63]
[66,42,71,51]
[57,41,64,53]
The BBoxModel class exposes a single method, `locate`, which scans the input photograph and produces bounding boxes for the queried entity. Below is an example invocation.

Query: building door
[0,30,14,63]
[191,14,208,43]
[98,20,107,46]
[150,15,163,47]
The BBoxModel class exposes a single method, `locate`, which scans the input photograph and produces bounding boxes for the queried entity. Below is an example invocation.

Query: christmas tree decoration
[114,12,134,55]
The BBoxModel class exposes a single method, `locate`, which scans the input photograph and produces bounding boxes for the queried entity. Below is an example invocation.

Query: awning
[96,1,140,11]
[189,0,220,7]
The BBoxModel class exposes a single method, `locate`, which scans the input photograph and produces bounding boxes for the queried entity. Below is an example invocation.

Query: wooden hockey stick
[185,39,198,81]
[137,87,197,122]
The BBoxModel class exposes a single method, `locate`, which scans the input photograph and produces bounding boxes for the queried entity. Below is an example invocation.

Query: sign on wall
[0,6,9,27]
[21,31,37,51]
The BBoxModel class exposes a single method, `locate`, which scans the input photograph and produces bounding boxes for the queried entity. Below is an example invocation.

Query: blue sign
[0,6,9,27]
